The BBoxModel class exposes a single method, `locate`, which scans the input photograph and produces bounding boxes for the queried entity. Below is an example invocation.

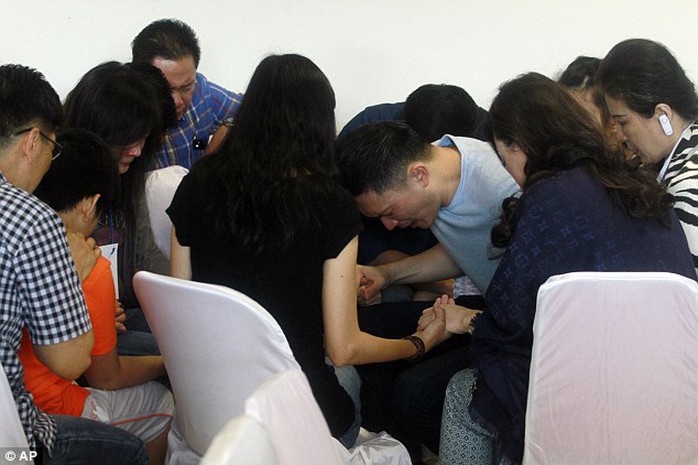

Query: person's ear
[409,163,430,188]
[654,104,674,136]
[78,194,101,223]
[18,128,42,164]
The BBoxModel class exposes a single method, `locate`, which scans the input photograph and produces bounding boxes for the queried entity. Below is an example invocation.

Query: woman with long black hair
[167,53,449,447]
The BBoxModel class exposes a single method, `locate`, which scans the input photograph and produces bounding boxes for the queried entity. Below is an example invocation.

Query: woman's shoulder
[523,166,599,204]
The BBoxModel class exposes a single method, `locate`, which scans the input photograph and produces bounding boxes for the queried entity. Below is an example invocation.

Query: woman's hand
[418,294,481,334]
[414,302,450,351]
[356,264,389,306]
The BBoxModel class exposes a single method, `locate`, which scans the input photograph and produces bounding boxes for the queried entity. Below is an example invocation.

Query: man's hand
[66,232,101,283]
[115,300,127,333]
[356,265,389,306]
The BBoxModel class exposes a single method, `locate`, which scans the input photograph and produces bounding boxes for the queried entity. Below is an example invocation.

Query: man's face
[152,55,197,119]
[356,182,439,230]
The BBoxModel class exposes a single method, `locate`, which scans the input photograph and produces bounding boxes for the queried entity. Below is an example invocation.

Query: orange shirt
[18,256,117,415]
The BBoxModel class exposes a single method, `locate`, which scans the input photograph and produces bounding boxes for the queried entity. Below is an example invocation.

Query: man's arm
[33,331,94,380]
[358,243,462,303]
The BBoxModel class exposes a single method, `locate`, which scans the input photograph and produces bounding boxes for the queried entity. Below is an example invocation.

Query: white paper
[99,243,119,296]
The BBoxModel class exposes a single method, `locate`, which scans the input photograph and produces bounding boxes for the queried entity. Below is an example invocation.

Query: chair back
[144,165,188,258]
[245,369,343,465]
[524,271,698,465]
[133,271,300,455]
[0,363,29,448]
[200,415,278,465]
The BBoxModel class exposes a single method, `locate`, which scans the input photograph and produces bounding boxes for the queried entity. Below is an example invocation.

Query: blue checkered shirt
[0,172,91,451]
[155,73,243,169]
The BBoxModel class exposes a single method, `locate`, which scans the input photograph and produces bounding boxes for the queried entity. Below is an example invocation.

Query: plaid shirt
[155,73,243,169]
[0,172,91,450]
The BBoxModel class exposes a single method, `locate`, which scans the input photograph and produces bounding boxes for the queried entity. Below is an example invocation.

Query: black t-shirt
[167,171,362,437]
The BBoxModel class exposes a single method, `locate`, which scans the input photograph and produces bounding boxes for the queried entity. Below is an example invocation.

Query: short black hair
[132,18,201,68]
[404,84,479,142]
[34,128,120,215]
[335,121,430,196]
[558,56,601,89]
[0,64,61,145]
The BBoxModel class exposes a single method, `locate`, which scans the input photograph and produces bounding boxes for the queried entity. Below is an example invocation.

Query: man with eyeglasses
[0,64,148,464]
[132,18,243,169]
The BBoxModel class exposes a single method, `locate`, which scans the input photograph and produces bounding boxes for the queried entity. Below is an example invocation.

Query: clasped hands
[418,294,482,335]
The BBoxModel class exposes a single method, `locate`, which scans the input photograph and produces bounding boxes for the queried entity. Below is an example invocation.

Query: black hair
[335,121,431,196]
[63,61,162,226]
[404,84,479,141]
[558,56,602,89]
[126,62,178,132]
[0,64,61,146]
[193,53,339,253]
[132,18,201,68]
[598,38,698,120]
[486,72,673,247]
[34,128,120,216]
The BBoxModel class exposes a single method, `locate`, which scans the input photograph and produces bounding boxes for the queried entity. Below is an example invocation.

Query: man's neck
[429,145,462,208]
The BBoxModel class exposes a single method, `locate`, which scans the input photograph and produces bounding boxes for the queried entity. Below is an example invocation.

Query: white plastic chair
[200,415,278,465]
[523,271,698,465]
[133,271,300,459]
[0,363,29,448]
[145,165,188,259]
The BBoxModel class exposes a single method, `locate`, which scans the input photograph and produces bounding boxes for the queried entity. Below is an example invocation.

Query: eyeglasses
[14,127,63,160]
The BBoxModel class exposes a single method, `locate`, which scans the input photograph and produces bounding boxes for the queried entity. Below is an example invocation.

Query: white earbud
[659,114,674,136]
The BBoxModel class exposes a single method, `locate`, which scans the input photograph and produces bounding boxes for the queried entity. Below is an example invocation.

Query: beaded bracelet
[402,335,426,362]
[468,312,482,335]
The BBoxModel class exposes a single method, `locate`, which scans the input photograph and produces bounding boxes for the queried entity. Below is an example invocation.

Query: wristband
[402,335,426,362]
[468,312,481,335]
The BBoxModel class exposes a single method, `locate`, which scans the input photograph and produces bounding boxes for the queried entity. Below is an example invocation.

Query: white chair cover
[144,165,188,259]
[338,429,411,465]
[524,271,698,465]
[200,415,279,465]
[0,363,29,448]
[246,370,411,465]
[245,369,344,465]
[133,271,300,460]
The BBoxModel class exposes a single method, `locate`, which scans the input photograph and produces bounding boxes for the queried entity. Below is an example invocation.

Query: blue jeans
[333,364,362,448]
[43,415,147,465]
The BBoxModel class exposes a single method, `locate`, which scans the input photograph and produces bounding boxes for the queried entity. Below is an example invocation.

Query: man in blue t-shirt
[337,84,489,302]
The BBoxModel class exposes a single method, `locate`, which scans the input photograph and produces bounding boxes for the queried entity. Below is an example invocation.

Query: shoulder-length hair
[193,53,338,253]
[63,61,162,226]
[487,72,673,247]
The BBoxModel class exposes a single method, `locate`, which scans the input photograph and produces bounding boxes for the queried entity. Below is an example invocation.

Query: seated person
[338,84,489,302]
[22,128,174,465]
[434,73,697,465]
[557,56,632,157]
[132,18,243,169]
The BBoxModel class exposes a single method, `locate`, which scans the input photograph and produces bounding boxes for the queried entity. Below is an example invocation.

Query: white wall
[1,0,696,129]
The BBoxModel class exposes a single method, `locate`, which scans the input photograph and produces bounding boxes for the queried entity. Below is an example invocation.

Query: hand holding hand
[356,265,389,306]
[414,303,450,351]
[66,232,101,282]
[433,300,482,334]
